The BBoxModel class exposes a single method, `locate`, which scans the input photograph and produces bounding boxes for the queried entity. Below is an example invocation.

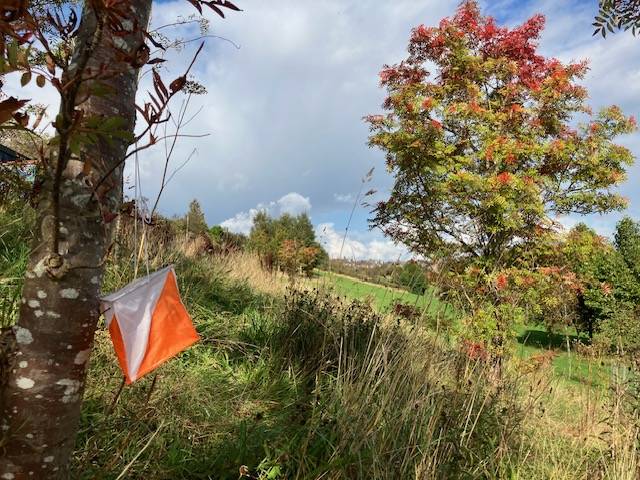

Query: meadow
[315,270,612,389]
[314,270,447,314]
[1,202,637,479]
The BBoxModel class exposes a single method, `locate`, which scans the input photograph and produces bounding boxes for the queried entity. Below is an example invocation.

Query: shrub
[209,225,247,254]
[394,260,427,294]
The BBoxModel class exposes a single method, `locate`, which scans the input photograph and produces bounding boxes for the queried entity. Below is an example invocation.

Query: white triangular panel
[100,266,172,381]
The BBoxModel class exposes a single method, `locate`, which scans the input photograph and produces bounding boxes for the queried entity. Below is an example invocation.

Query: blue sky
[7,0,639,260]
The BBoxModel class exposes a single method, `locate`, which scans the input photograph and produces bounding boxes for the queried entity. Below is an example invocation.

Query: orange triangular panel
[108,316,134,384]
[134,269,200,382]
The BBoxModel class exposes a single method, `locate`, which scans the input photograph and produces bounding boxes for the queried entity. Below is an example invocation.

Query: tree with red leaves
[366,1,635,359]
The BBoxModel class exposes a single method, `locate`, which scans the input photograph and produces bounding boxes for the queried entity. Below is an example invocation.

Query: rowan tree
[594,0,640,37]
[0,0,240,476]
[366,1,635,355]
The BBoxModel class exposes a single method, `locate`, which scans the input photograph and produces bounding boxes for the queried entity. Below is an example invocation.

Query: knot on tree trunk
[45,253,69,280]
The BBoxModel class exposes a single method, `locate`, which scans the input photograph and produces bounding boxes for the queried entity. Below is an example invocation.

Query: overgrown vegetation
[0,191,638,478]
[1,0,639,478]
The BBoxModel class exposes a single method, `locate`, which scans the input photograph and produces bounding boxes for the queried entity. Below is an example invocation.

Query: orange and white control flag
[101,266,199,384]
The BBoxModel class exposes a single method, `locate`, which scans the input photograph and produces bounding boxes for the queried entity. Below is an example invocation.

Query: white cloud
[220,210,256,235]
[277,192,311,216]
[316,222,409,261]
[334,193,355,203]
[220,192,311,234]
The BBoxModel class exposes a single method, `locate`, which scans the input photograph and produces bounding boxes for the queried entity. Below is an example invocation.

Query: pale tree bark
[0,1,152,477]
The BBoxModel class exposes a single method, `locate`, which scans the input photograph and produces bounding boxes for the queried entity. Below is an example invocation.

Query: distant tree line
[329,259,428,295]
[169,199,328,277]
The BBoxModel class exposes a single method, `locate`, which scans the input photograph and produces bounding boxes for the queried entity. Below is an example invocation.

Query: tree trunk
[0,1,152,477]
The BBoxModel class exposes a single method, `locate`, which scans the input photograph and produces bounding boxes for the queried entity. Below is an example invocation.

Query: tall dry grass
[218,251,289,298]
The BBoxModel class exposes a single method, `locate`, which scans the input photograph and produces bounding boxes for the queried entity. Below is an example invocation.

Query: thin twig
[106,376,126,414]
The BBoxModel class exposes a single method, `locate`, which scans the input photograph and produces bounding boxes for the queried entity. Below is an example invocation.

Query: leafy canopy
[248,211,327,276]
[614,216,640,280]
[367,1,636,267]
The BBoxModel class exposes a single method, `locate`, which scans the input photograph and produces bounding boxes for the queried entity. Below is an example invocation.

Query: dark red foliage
[382,1,584,97]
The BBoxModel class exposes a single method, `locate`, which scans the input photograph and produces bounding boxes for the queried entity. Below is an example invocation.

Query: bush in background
[394,260,428,294]
[248,211,327,276]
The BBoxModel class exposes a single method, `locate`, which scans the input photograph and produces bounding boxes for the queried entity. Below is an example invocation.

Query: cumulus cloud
[277,192,312,215]
[221,192,311,234]
[316,223,409,261]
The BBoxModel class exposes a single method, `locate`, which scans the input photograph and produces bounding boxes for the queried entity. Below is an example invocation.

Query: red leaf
[148,91,163,112]
[152,69,169,101]
[143,31,166,50]
[497,172,512,185]
[0,97,30,125]
[169,75,187,94]
[496,273,508,291]
[218,0,242,11]
[206,3,225,18]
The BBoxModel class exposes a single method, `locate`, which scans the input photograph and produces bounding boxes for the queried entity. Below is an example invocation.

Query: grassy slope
[316,269,612,388]
[0,207,629,478]
[313,270,451,316]
[78,258,619,479]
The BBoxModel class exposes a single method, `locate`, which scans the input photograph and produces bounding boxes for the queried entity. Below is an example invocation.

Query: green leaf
[7,42,18,68]
[266,466,282,480]
[69,136,82,156]
[102,116,127,131]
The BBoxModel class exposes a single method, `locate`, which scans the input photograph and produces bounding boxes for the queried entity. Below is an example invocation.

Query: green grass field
[316,270,612,389]
[314,270,451,316]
